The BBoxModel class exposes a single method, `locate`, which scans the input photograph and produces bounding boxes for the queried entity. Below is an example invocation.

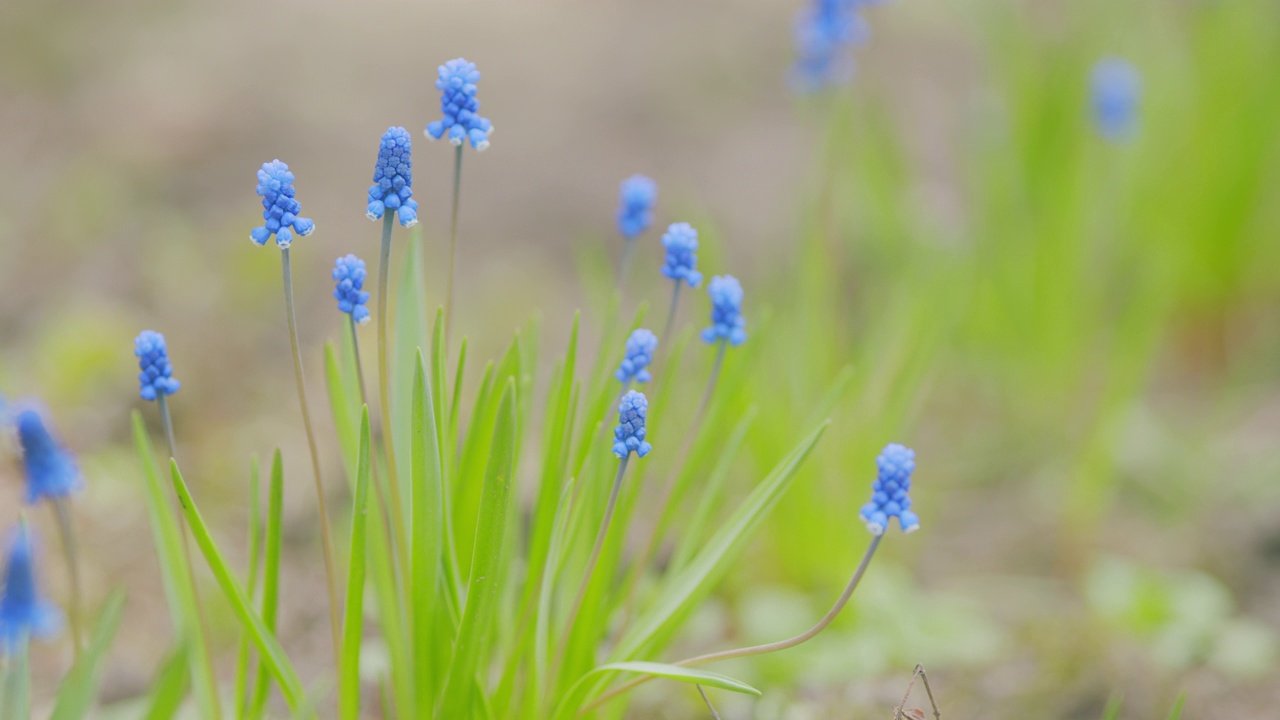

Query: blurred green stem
[376,214,403,506]
[281,247,342,669]
[697,685,721,720]
[617,238,638,291]
[348,314,403,588]
[660,281,682,350]
[445,144,464,345]
[50,497,82,659]
[0,637,31,719]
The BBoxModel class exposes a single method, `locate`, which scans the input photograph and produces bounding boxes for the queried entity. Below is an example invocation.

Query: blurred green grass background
[2,0,1279,717]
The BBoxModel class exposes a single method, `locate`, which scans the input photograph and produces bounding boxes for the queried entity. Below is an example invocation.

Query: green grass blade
[411,350,445,707]
[553,662,760,720]
[249,450,285,720]
[49,590,127,720]
[1166,693,1186,720]
[324,340,361,485]
[1101,694,1124,720]
[141,643,190,720]
[339,408,373,720]
[436,379,518,718]
[0,641,31,720]
[532,478,577,716]
[168,459,306,712]
[235,458,264,717]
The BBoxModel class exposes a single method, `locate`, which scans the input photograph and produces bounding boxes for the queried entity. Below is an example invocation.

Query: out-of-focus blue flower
[366,127,419,227]
[615,329,658,385]
[859,443,919,535]
[134,331,181,402]
[425,58,494,151]
[0,523,61,653]
[792,0,877,91]
[616,175,657,240]
[660,223,703,288]
[612,390,652,459]
[333,254,371,325]
[1092,57,1141,142]
[250,160,315,249]
[17,411,80,504]
[701,275,748,346]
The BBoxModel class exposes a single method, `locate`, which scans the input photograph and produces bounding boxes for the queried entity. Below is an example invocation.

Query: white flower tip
[365,211,380,221]
[475,140,490,152]
[449,137,464,147]
[424,130,438,141]
[403,217,419,228]
[276,238,292,250]
[865,522,885,536]
[300,225,315,237]
[357,316,372,326]
[903,523,920,534]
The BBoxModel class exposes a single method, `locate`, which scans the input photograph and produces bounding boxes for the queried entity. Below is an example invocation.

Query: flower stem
[50,498,82,659]
[617,238,637,291]
[659,281,682,351]
[581,534,884,715]
[445,144,464,345]
[281,247,342,669]
[349,314,404,587]
[697,685,721,720]
[375,214,411,580]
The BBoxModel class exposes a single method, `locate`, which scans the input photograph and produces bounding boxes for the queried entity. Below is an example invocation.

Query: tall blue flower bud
[612,390,652,459]
[17,411,80,504]
[859,443,919,535]
[701,275,748,346]
[366,127,419,227]
[660,223,703,288]
[616,175,657,240]
[425,58,494,151]
[0,523,61,652]
[134,330,181,402]
[615,329,658,385]
[1091,57,1141,142]
[249,160,315,249]
[333,254,371,325]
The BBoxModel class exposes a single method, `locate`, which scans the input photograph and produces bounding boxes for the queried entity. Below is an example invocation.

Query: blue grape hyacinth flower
[425,58,494,151]
[792,0,876,91]
[702,275,748,346]
[17,410,80,504]
[859,443,919,535]
[616,175,657,240]
[616,329,658,385]
[0,523,61,653]
[333,254,371,325]
[660,223,703,288]
[250,160,316,249]
[612,390,652,459]
[134,330,181,402]
[366,127,420,227]
[1092,57,1141,142]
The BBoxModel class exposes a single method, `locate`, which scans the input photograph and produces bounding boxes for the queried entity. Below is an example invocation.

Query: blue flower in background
[701,275,748,346]
[333,254,371,325]
[660,223,703,288]
[0,523,61,653]
[250,160,315,249]
[859,443,919,535]
[367,127,420,227]
[134,330,181,402]
[616,175,657,240]
[1092,57,1141,142]
[792,0,877,91]
[612,390,652,459]
[425,58,494,151]
[17,410,80,504]
[616,329,658,384]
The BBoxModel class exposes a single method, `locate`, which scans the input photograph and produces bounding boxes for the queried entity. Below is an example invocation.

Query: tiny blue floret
[615,329,658,385]
[250,160,315,249]
[660,223,703,288]
[858,443,919,535]
[17,410,80,504]
[366,127,420,227]
[424,58,494,151]
[612,390,652,459]
[134,330,181,402]
[1091,57,1141,142]
[792,0,876,91]
[0,523,61,653]
[701,275,748,346]
[333,254,371,325]
[616,175,657,240]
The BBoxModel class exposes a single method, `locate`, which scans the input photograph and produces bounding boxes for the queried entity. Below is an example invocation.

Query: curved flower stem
[50,497,82,659]
[697,685,721,720]
[580,534,883,716]
[659,281,682,352]
[445,144,464,345]
[281,247,342,668]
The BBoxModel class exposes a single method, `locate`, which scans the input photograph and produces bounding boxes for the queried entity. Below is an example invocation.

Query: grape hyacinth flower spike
[135,331,181,402]
[366,127,419,227]
[702,275,748,347]
[0,522,61,654]
[859,443,920,535]
[333,255,371,326]
[424,58,494,151]
[250,160,315,249]
[792,0,876,91]
[658,222,703,345]
[1092,57,1141,142]
[612,390,653,459]
[17,411,80,505]
[615,329,658,386]
[615,175,657,283]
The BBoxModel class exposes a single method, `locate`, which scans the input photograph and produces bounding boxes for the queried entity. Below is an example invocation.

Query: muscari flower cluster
[250,160,315,249]
[17,411,80,504]
[792,0,876,91]
[859,443,919,535]
[367,127,420,227]
[134,330,181,402]
[702,275,748,346]
[1091,57,1141,142]
[616,175,657,240]
[612,390,652,459]
[425,58,494,151]
[660,223,703,288]
[616,329,658,385]
[333,254,371,325]
[0,524,61,652]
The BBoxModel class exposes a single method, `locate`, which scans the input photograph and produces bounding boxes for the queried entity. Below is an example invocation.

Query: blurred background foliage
[2,0,1279,717]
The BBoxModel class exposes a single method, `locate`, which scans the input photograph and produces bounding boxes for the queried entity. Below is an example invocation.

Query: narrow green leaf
[1166,693,1186,720]
[249,450,285,720]
[0,641,31,720]
[393,231,430,484]
[235,459,264,717]
[49,590,127,720]
[532,478,577,717]
[436,380,518,718]
[141,643,190,720]
[339,409,373,720]
[168,459,305,711]
[553,662,760,720]
[1101,694,1124,720]
[324,340,361,485]
[411,350,445,707]
[668,408,758,574]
